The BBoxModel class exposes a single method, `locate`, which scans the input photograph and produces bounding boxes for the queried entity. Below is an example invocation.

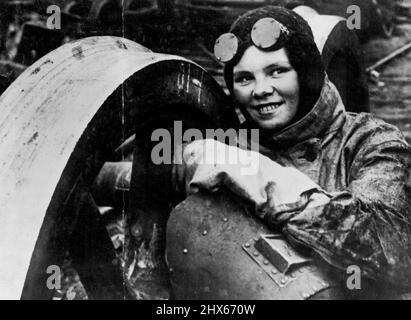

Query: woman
[171,6,411,296]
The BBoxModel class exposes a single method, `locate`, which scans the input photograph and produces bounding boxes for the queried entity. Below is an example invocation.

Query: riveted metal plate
[243,237,332,298]
[255,234,311,274]
[167,192,341,300]
[243,242,292,288]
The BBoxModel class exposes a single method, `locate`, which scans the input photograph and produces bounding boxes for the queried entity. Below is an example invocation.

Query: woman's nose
[252,78,274,99]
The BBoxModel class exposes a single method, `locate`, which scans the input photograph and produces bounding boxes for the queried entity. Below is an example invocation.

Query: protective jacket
[242,78,411,289]
[174,77,411,294]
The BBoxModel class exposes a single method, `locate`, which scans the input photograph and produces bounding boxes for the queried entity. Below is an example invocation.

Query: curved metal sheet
[167,192,341,300]
[0,36,219,299]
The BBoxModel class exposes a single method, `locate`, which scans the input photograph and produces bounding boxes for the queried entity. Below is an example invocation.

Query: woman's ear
[234,105,246,124]
[229,93,247,124]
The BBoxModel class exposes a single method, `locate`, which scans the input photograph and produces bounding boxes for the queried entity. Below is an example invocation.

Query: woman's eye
[270,68,289,77]
[234,76,252,85]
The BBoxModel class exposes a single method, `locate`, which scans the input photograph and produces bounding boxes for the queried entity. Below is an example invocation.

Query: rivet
[202,230,208,236]
[281,277,287,284]
[253,238,258,242]
[313,286,317,291]
[223,217,228,222]
[271,269,277,275]
[169,268,173,273]
[244,243,250,248]
[263,260,269,265]
[183,249,188,254]
[302,292,309,299]
[253,251,259,257]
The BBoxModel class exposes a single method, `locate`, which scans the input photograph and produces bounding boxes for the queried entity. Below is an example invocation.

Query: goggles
[214,17,292,63]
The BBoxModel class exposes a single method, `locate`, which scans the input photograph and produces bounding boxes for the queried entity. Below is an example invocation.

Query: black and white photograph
[1,0,411,303]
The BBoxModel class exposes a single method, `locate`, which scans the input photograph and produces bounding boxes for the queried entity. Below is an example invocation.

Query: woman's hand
[173,139,329,223]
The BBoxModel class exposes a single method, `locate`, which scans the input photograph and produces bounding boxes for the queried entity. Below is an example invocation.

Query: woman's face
[232,46,299,132]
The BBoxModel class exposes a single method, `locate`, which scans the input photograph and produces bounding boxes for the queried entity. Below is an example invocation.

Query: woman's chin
[250,114,281,130]
[242,110,289,131]
[249,111,293,132]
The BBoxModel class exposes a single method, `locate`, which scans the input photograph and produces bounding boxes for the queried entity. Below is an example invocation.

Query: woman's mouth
[253,102,284,115]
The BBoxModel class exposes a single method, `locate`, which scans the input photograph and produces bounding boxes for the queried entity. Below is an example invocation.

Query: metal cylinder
[0,35,237,299]
[92,161,132,208]
[167,192,345,300]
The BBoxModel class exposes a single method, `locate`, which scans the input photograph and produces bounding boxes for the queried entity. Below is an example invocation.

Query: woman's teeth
[256,103,282,114]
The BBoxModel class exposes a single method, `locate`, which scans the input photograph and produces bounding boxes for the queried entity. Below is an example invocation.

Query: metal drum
[0,35,238,299]
[167,191,345,300]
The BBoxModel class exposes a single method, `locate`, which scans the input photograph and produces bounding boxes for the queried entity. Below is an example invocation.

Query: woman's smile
[252,101,285,116]
[233,46,299,132]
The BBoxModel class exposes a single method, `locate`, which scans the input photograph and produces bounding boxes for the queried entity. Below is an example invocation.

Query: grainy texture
[0,36,196,299]
[253,79,411,291]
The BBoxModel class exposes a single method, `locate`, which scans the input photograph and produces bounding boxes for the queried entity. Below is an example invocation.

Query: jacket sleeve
[280,130,411,289]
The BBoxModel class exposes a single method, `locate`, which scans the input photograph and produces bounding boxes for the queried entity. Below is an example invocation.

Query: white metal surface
[0,36,192,299]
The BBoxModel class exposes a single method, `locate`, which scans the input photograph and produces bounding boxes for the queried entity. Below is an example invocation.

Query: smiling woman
[221,7,326,134]
[165,5,411,299]
[232,46,299,131]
